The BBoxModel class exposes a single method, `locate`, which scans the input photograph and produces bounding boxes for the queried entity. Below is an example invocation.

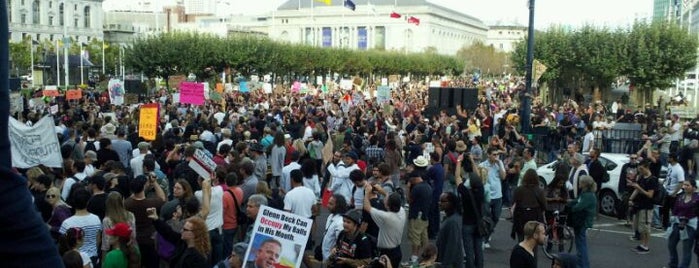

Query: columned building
[266,0,487,55]
[486,24,527,53]
[8,0,104,42]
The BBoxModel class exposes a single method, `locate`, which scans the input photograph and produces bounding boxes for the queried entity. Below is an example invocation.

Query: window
[74,18,78,27]
[21,0,25,5]
[20,13,26,24]
[59,3,64,26]
[37,34,40,40]
[74,4,77,11]
[49,1,52,8]
[32,0,40,24]
[50,34,53,41]
[8,0,12,22]
[49,15,53,25]
[84,6,90,28]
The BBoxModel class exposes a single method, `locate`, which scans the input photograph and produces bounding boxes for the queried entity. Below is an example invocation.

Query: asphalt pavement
[309,208,672,268]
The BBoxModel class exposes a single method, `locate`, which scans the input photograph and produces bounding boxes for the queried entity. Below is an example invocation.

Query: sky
[103,0,653,29]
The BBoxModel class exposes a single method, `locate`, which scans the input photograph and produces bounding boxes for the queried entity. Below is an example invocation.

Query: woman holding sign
[148,207,210,268]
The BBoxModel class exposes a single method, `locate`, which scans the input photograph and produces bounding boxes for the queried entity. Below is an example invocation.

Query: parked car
[536,153,667,216]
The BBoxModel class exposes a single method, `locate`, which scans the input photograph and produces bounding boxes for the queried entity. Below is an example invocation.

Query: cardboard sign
[125,93,139,105]
[180,82,205,105]
[66,89,82,100]
[188,149,217,179]
[215,83,224,93]
[377,86,391,104]
[43,85,60,97]
[243,206,313,268]
[138,103,159,141]
[50,104,59,114]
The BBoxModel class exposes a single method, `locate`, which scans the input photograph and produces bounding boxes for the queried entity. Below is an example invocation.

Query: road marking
[586,228,666,238]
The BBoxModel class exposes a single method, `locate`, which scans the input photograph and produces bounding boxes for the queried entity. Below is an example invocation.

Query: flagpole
[80,43,84,85]
[102,40,106,75]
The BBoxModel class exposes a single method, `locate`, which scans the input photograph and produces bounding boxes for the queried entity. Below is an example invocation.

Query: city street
[310,208,672,267]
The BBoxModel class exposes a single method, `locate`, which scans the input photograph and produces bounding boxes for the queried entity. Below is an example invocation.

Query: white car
[536,153,667,216]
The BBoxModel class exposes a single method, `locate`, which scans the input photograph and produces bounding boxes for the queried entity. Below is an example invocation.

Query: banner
[322,27,332,47]
[108,79,125,105]
[358,27,367,50]
[180,82,205,105]
[66,89,82,100]
[138,103,159,141]
[10,93,23,114]
[9,116,63,168]
[239,81,249,93]
[243,206,312,268]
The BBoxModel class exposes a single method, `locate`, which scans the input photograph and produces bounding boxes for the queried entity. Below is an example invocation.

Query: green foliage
[511,21,698,99]
[456,41,511,75]
[122,32,464,81]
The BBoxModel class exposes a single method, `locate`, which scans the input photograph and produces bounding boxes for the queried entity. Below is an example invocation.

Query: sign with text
[138,103,159,141]
[125,93,139,105]
[188,149,217,179]
[43,85,60,97]
[9,116,63,168]
[180,82,205,105]
[243,206,313,268]
[108,79,125,105]
[377,86,391,104]
[10,93,23,114]
[66,89,82,100]
[215,83,224,93]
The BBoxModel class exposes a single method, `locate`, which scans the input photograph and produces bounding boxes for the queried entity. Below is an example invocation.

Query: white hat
[413,155,429,167]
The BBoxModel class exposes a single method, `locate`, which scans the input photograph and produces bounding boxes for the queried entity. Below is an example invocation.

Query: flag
[314,0,331,5]
[533,59,548,82]
[390,11,401,18]
[408,16,420,25]
[344,0,355,11]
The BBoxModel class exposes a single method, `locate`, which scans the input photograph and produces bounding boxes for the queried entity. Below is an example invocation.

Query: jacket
[153,219,209,268]
[569,191,597,230]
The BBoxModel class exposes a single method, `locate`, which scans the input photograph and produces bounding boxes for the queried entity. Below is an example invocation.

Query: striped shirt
[60,213,102,257]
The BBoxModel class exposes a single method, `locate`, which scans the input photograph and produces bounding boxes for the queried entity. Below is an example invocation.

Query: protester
[667,179,699,268]
[509,221,546,268]
[568,176,597,268]
[436,192,464,268]
[102,223,141,268]
[148,208,210,268]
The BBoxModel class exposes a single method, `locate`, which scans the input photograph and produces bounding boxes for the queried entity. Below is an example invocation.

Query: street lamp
[62,0,69,89]
[80,42,86,85]
[29,39,38,88]
[520,0,536,134]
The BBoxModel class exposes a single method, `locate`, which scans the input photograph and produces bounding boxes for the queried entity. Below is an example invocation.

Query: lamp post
[520,0,535,134]
[62,0,69,89]
[29,39,38,88]
[80,42,84,85]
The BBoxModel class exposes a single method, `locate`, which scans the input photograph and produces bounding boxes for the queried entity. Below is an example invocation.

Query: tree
[624,21,697,103]
[457,41,510,75]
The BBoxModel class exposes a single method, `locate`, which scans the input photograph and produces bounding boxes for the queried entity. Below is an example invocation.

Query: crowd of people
[9,75,699,268]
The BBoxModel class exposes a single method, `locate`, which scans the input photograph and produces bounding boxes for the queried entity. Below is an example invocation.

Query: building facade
[264,0,487,55]
[485,24,527,53]
[8,0,104,42]
[183,0,215,15]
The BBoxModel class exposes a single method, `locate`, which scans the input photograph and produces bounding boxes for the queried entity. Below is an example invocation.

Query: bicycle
[543,210,575,259]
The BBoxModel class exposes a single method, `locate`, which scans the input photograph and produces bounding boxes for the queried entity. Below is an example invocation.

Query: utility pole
[520,0,535,134]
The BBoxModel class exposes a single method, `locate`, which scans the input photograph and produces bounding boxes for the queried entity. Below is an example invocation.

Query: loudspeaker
[461,88,479,112]
[439,87,451,107]
[428,87,441,108]
[452,88,463,108]
[124,80,145,94]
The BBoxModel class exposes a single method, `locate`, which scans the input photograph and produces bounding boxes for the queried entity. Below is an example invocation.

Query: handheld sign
[138,103,159,141]
[243,206,313,268]
[188,149,217,179]
[180,82,205,105]
[66,89,82,100]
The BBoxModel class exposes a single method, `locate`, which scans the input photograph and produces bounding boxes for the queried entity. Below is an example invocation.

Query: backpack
[653,177,667,205]
[84,140,97,153]
[381,181,406,206]
[226,189,249,226]
[66,177,88,207]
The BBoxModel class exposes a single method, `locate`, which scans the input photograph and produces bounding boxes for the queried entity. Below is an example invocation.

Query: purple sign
[322,27,332,47]
[358,27,367,50]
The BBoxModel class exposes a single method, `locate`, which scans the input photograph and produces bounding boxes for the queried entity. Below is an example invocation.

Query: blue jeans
[222,228,237,258]
[575,228,589,268]
[209,229,223,265]
[462,224,484,268]
[487,198,503,241]
[667,224,695,268]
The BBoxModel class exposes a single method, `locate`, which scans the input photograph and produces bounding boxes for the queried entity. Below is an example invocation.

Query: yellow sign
[138,103,159,141]
[533,59,548,82]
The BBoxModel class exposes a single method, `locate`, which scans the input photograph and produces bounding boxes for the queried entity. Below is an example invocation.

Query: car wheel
[599,190,617,216]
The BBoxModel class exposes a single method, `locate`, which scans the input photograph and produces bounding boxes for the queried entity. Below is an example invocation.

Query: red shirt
[222,186,244,230]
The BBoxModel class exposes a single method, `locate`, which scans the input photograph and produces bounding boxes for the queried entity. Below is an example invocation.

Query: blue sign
[358,27,367,50]
[322,27,332,47]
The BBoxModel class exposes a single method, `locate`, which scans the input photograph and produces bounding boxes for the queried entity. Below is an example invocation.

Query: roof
[276,0,483,23]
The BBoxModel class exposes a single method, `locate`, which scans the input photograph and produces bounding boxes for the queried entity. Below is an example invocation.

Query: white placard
[242,206,313,268]
[9,116,63,168]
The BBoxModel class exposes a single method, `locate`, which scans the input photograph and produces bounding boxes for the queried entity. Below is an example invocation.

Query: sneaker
[632,245,650,254]
[629,235,640,241]
[484,242,491,249]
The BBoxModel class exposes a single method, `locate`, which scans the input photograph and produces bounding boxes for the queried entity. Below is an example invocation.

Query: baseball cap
[105,222,132,238]
[342,209,363,225]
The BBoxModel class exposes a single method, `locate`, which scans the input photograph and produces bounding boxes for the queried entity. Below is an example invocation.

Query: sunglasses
[182,228,193,232]
[46,195,56,199]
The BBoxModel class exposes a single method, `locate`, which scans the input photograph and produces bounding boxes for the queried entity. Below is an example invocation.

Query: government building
[7,0,105,42]
[261,0,488,55]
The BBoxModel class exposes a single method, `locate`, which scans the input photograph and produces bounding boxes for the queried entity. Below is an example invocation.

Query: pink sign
[291,81,301,93]
[180,82,205,105]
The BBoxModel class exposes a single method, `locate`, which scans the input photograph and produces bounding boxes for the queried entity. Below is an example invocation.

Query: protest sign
[172,93,180,103]
[377,86,391,104]
[225,83,233,92]
[138,103,159,141]
[108,79,125,105]
[215,83,224,93]
[43,85,60,97]
[340,79,352,90]
[66,89,82,100]
[203,82,211,100]
[240,81,249,93]
[124,93,139,105]
[243,206,313,268]
[188,149,217,179]
[50,105,59,114]
[263,83,273,94]
[29,97,45,110]
[9,116,63,168]
[10,93,23,114]
[291,81,301,93]
[180,82,205,105]
[381,78,388,86]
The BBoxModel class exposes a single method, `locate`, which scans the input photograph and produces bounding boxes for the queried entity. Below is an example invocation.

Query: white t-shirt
[283,186,316,218]
[281,162,301,193]
[352,184,366,209]
[582,132,594,153]
[195,186,224,231]
[59,214,102,257]
[369,207,407,248]
[671,122,682,141]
